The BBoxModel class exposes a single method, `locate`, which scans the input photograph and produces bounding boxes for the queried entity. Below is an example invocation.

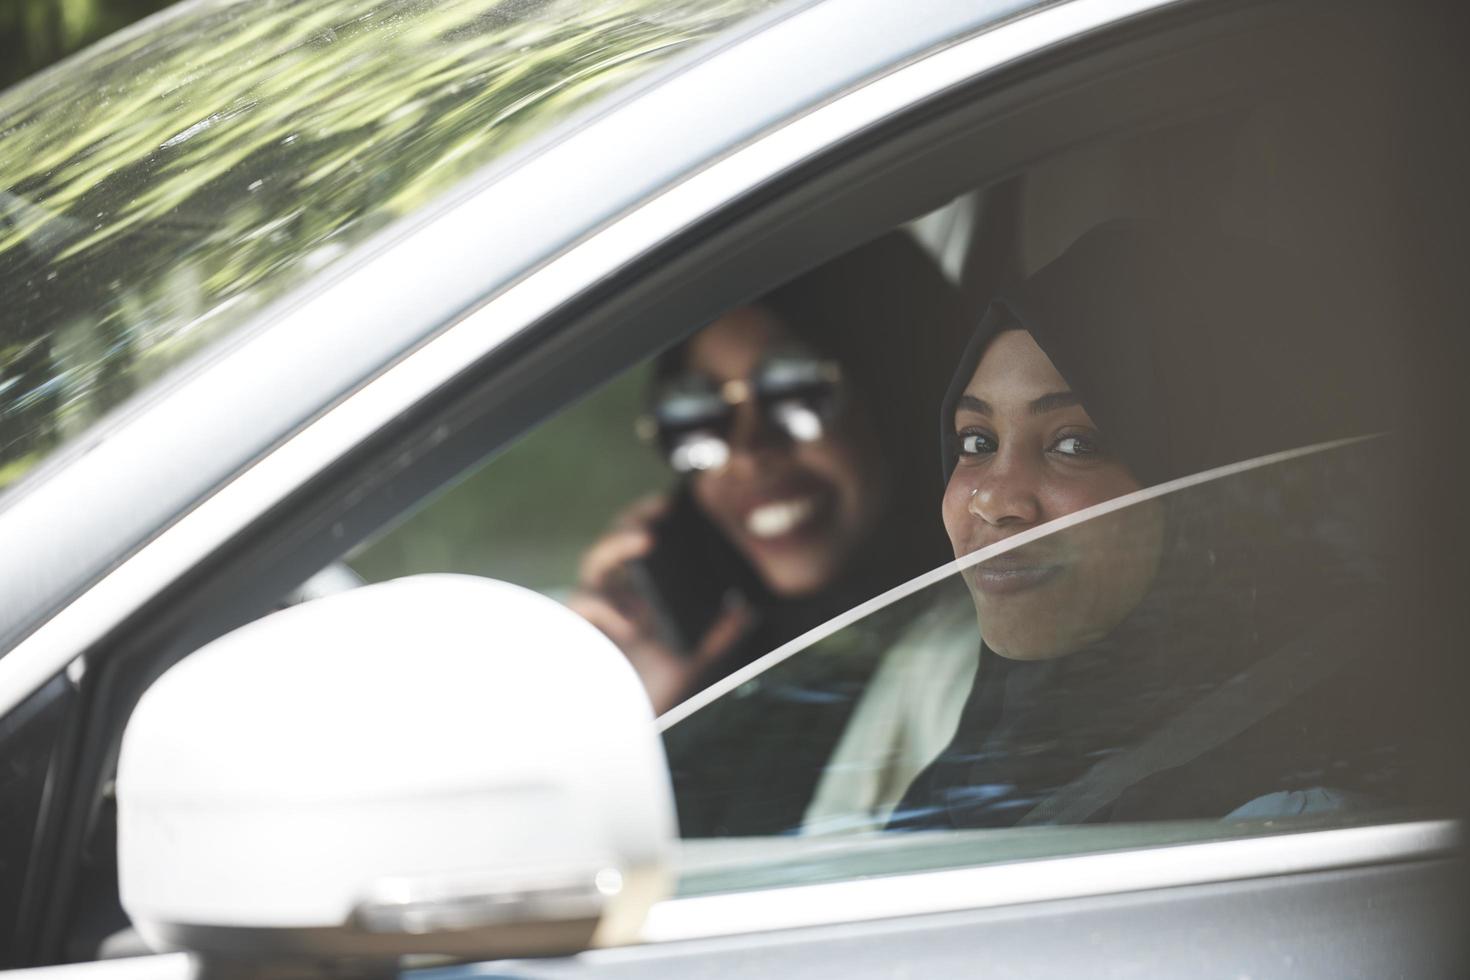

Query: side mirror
[117,575,674,972]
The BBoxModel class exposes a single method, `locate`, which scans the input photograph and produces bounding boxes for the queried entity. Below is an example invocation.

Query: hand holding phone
[626,487,763,654]
[568,490,757,713]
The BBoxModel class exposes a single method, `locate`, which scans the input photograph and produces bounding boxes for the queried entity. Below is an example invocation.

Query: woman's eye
[1052,434,1100,457]
[958,431,996,455]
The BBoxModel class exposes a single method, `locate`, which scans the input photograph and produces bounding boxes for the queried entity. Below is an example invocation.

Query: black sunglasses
[640,354,844,472]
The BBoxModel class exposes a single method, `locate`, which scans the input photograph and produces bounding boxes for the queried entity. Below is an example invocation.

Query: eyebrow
[956,391,1081,417]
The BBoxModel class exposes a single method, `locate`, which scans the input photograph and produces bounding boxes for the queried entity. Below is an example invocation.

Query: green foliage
[349,363,669,592]
[0,0,167,89]
[0,0,775,488]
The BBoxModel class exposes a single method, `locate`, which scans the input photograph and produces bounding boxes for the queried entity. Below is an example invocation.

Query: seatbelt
[1017,611,1372,827]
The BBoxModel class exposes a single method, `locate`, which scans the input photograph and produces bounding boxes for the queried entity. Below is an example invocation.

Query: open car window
[662,436,1438,891]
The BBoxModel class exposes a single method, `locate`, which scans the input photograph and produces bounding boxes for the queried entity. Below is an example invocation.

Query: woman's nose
[967,455,1042,527]
[724,395,786,459]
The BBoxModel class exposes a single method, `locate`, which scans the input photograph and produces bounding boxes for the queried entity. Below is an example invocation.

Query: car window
[0,0,782,494]
[327,67,1452,910]
[338,68,1436,877]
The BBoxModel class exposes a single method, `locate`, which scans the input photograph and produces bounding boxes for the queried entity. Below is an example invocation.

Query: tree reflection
[0,0,774,486]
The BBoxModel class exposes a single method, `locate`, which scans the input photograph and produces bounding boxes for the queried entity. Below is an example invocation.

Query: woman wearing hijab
[880,219,1421,830]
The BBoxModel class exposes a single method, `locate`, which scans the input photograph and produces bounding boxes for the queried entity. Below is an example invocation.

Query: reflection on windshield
[0,0,778,491]
[665,439,1431,841]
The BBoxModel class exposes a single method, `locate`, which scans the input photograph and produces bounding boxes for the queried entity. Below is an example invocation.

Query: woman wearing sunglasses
[569,232,964,718]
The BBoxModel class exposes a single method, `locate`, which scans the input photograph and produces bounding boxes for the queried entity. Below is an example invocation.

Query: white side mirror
[116,574,674,968]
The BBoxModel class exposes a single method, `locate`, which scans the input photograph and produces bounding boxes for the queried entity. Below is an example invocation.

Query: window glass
[0,0,781,492]
[665,438,1425,853]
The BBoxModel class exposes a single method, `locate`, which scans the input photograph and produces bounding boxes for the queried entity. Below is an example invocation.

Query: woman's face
[942,329,1165,660]
[687,306,887,597]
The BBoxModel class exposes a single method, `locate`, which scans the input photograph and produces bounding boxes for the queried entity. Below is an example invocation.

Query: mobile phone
[627,486,763,655]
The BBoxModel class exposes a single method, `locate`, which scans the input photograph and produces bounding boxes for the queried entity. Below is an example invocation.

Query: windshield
[0,0,780,492]
[662,438,1438,887]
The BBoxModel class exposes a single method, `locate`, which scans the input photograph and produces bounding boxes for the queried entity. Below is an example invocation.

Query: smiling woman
[680,307,886,599]
[944,327,1164,660]
[568,232,963,718]
[888,219,1411,829]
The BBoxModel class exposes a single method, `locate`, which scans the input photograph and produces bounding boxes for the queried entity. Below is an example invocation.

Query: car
[1,0,1466,975]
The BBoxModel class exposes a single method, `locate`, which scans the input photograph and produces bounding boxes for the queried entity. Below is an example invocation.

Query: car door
[2,0,1467,973]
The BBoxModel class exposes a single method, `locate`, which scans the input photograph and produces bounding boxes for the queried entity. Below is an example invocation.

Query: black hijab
[939,219,1383,487]
[895,219,1405,829]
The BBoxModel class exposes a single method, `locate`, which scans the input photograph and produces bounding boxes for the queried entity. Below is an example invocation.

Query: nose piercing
[970,488,979,498]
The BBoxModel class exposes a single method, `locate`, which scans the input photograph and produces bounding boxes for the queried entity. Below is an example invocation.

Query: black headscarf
[939,219,1385,487]
[895,219,1408,829]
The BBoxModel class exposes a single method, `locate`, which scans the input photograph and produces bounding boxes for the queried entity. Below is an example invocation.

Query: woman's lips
[969,553,1062,595]
[737,488,832,545]
[745,496,817,538]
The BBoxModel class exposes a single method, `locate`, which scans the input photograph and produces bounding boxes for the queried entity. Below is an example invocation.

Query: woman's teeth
[746,497,817,538]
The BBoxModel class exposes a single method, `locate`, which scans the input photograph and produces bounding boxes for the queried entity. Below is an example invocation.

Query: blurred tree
[0,0,773,489]
[0,0,176,89]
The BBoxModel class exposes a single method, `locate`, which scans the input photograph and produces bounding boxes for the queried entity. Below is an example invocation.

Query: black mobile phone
[627,487,762,655]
